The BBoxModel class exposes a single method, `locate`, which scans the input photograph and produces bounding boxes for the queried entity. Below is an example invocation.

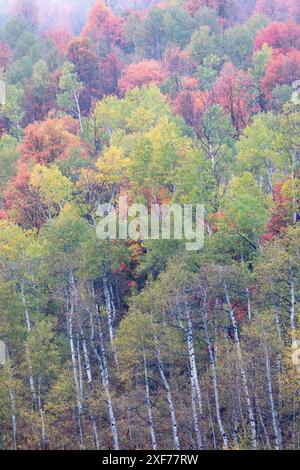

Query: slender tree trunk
[143,348,157,450]
[289,266,297,333]
[68,274,85,449]
[102,274,118,366]
[206,391,217,449]
[20,282,46,448]
[155,342,180,450]
[203,312,229,449]
[74,92,83,133]
[90,284,119,450]
[184,303,203,449]
[80,325,100,450]
[38,376,46,449]
[262,339,282,450]
[254,390,271,450]
[223,280,257,449]
[6,349,17,450]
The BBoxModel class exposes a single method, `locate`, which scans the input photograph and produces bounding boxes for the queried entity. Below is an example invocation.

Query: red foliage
[163,48,196,77]
[81,0,123,54]
[0,40,11,70]
[3,162,45,229]
[67,38,100,93]
[173,89,212,130]
[19,116,84,165]
[185,0,241,22]
[118,60,168,94]
[255,20,300,52]
[99,51,123,96]
[47,28,73,56]
[261,48,300,96]
[23,70,60,124]
[214,62,259,132]
[264,181,291,238]
[232,302,247,321]
[181,76,199,91]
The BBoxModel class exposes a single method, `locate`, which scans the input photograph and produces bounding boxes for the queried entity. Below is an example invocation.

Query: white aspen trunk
[21,282,47,449]
[80,325,100,450]
[67,275,85,448]
[262,339,282,450]
[289,266,297,333]
[90,285,119,450]
[143,348,157,450]
[241,253,251,321]
[74,92,83,133]
[231,403,239,448]
[184,303,203,449]
[204,313,229,449]
[102,274,118,366]
[38,376,46,449]
[96,313,119,450]
[155,342,180,450]
[109,282,117,323]
[190,379,202,449]
[8,386,17,450]
[77,337,84,405]
[224,280,258,449]
[273,294,282,340]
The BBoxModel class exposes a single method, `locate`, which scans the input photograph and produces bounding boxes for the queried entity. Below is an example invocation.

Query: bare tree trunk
[143,348,157,450]
[6,349,17,450]
[203,310,229,449]
[102,274,118,366]
[38,376,46,449]
[155,342,180,450]
[74,92,83,133]
[289,266,297,333]
[206,391,217,449]
[90,284,119,450]
[68,274,85,449]
[223,280,257,449]
[20,282,46,448]
[80,325,100,450]
[185,304,204,417]
[254,389,271,450]
[262,339,282,449]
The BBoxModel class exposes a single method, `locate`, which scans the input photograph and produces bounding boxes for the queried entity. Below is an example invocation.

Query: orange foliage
[173,90,211,126]
[19,116,84,165]
[3,162,45,229]
[118,60,168,94]
[47,28,73,55]
[81,0,123,53]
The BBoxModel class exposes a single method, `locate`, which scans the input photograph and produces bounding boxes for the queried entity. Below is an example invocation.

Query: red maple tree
[118,60,168,95]
[214,62,258,132]
[255,20,300,52]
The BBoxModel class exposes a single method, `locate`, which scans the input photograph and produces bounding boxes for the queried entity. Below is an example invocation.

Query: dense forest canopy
[0,0,300,450]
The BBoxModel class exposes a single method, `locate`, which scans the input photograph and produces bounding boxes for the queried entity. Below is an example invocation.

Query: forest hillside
[0,0,300,450]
